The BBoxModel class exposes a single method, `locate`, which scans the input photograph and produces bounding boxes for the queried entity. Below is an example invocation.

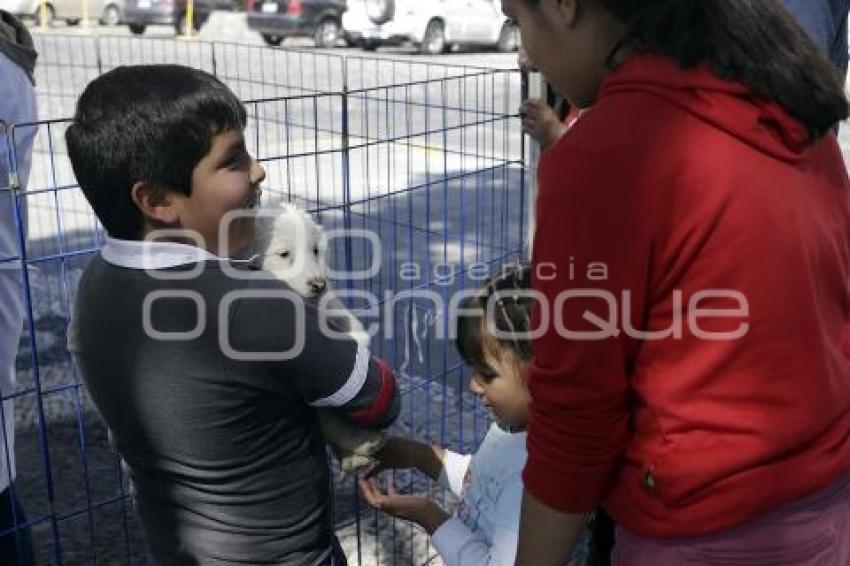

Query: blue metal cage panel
[2,37,527,565]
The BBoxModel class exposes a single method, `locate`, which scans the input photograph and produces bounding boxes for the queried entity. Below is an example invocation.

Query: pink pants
[613,474,850,565]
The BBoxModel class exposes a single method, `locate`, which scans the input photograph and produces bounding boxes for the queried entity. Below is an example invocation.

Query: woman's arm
[523,142,645,514]
[515,490,586,566]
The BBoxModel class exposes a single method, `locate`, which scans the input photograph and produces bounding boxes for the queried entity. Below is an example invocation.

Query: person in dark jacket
[0,10,37,566]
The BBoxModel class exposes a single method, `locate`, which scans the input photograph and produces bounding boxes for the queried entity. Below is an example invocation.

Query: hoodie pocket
[642,432,723,508]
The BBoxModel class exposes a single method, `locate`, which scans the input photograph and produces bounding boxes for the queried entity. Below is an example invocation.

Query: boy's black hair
[455,264,534,379]
[66,65,247,240]
[524,0,849,140]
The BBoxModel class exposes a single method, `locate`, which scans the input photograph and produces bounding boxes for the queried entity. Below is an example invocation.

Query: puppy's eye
[278,251,291,259]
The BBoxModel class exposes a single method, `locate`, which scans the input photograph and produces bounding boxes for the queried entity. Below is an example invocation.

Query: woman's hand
[360,477,450,535]
[367,437,445,481]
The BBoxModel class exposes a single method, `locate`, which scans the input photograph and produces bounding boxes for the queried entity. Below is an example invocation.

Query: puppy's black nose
[309,279,327,295]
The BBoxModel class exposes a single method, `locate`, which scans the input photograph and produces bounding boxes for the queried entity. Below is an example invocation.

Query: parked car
[0,0,123,26]
[342,0,518,55]
[245,0,346,48]
[122,0,234,35]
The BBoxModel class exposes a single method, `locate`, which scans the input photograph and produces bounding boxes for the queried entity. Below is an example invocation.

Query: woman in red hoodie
[505,0,850,564]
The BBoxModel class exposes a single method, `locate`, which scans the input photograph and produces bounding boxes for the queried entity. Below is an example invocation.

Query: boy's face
[169,129,265,256]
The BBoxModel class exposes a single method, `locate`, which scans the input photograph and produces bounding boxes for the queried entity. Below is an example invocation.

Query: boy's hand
[359,478,450,535]
[367,437,445,481]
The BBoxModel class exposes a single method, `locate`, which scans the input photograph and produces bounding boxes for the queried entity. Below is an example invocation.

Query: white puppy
[255,204,384,476]
[258,204,370,345]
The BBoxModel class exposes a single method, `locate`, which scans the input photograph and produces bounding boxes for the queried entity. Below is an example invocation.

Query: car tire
[361,39,380,51]
[497,22,518,53]
[262,33,284,46]
[128,23,146,34]
[314,18,340,48]
[366,0,394,26]
[419,19,446,55]
[101,4,121,25]
[32,4,55,26]
[66,18,80,25]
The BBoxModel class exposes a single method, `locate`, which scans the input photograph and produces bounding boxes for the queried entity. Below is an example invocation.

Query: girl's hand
[367,437,445,481]
[359,478,450,534]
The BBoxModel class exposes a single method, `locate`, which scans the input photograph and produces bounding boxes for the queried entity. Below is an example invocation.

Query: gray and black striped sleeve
[228,291,400,429]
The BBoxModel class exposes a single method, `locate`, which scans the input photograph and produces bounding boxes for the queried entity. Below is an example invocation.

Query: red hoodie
[525,54,850,538]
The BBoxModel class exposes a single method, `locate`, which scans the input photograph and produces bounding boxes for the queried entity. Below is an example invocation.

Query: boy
[65,65,400,565]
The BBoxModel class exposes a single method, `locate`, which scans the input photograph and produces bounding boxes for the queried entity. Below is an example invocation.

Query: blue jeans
[0,486,35,566]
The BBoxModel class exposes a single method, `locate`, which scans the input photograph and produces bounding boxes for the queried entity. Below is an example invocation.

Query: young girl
[360,266,611,565]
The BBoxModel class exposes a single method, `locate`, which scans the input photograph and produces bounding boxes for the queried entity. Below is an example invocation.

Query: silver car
[0,0,123,26]
[343,0,518,54]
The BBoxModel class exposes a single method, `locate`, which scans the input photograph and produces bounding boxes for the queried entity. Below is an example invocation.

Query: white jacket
[432,423,589,566]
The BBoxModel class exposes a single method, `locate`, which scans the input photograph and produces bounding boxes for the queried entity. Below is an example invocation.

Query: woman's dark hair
[455,265,534,379]
[530,0,848,139]
[66,65,247,240]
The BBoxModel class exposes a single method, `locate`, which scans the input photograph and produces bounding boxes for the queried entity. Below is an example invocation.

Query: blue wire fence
[1,34,528,565]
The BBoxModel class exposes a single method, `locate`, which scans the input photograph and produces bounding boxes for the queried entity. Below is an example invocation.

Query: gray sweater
[70,243,399,565]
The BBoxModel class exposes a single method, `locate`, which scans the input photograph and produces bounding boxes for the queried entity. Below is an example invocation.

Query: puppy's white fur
[255,204,383,475]
[257,204,369,346]
[259,205,328,297]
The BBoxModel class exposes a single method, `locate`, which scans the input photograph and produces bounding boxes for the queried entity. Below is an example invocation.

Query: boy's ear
[130,182,180,225]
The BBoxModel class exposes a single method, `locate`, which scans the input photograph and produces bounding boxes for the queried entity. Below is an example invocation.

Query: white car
[0,0,123,25]
[343,0,519,55]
